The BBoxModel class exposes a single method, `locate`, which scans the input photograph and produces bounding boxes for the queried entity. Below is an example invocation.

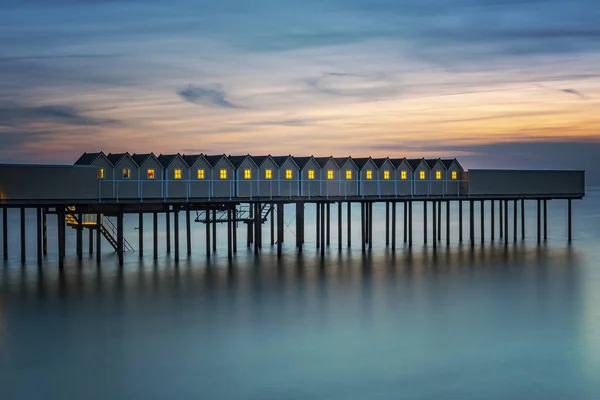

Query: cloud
[306,72,399,100]
[560,88,588,99]
[0,103,115,127]
[177,84,239,108]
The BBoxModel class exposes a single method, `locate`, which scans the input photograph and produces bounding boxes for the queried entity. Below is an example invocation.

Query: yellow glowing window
[220,169,227,179]
[401,170,407,180]
[308,170,315,179]
[244,169,251,179]
[147,169,155,179]
[122,168,130,179]
[286,170,292,179]
[174,169,182,179]
[366,170,372,180]
[197,169,205,179]
[265,169,272,179]
[98,168,105,179]
[452,171,457,180]
[327,170,334,179]
[436,171,441,180]
[419,171,425,180]
[346,170,352,179]
[384,171,390,180]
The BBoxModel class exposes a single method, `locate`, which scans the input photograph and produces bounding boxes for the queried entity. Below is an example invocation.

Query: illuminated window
[147,169,155,179]
[122,168,131,179]
[265,169,272,179]
[308,170,315,179]
[327,170,334,179]
[286,170,292,179]
[346,170,352,179]
[366,170,372,180]
[197,169,205,179]
[174,169,182,179]
[384,171,390,180]
[98,168,105,179]
[244,169,251,179]
[401,170,407,180]
[452,171,457,180]
[220,169,227,179]
[419,171,425,180]
[435,171,441,180]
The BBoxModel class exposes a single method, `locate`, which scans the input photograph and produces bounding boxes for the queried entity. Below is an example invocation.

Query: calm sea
[1,191,600,399]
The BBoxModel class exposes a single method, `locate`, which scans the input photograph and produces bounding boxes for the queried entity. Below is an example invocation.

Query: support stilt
[21,207,26,263]
[186,209,191,256]
[138,212,144,258]
[36,207,42,266]
[174,209,179,262]
[96,213,102,264]
[153,212,158,260]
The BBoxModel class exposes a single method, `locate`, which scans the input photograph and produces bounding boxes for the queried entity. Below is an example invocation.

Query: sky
[1,0,599,182]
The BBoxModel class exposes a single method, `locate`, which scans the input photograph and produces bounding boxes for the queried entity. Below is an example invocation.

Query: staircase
[195,203,274,224]
[65,207,134,252]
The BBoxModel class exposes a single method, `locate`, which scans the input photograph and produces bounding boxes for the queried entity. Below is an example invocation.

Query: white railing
[97,178,469,202]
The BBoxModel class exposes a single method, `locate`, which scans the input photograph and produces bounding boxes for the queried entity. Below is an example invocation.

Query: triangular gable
[228,154,258,169]
[442,158,464,171]
[107,152,134,166]
[272,155,299,169]
[314,156,339,168]
[291,156,316,170]
[424,158,446,170]
[182,154,202,167]
[205,154,234,168]
[157,153,185,169]
[250,155,277,168]
[132,153,159,167]
[352,157,374,170]
[334,157,357,170]
[406,158,426,171]
[74,151,111,166]
[372,157,392,169]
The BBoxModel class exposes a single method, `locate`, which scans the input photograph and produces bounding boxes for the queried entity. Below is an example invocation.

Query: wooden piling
[153,212,158,260]
[57,207,65,269]
[89,229,93,256]
[186,209,191,256]
[368,202,373,249]
[403,201,407,244]
[423,201,428,244]
[385,201,390,246]
[254,203,260,254]
[247,204,253,247]
[21,207,26,263]
[347,202,352,247]
[469,200,474,247]
[316,202,320,248]
[543,199,548,241]
[446,201,450,246]
[499,200,503,238]
[2,207,8,260]
[96,212,102,264]
[361,202,366,253]
[277,202,284,257]
[391,201,396,250]
[513,200,517,242]
[568,199,572,241]
[174,209,179,262]
[166,210,171,254]
[480,200,484,244]
[212,209,217,252]
[537,199,541,243]
[326,202,330,247]
[117,210,124,267]
[338,202,342,250]
[458,200,463,243]
[205,207,211,257]
[270,204,275,246]
[432,200,437,249]
[491,200,495,241]
[76,212,83,260]
[504,200,509,245]
[320,202,326,257]
[437,200,442,242]
[521,199,525,240]
[43,209,48,256]
[232,205,237,253]
[227,208,232,259]
[408,201,413,247]
[36,207,42,266]
[138,212,144,258]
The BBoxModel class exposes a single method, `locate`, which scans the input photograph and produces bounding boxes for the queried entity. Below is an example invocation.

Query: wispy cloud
[177,84,239,108]
[560,88,588,99]
[0,102,115,127]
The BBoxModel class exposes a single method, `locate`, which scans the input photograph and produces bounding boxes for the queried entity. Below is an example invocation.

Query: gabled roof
[227,155,257,169]
[251,155,275,167]
[406,158,426,170]
[372,157,392,168]
[74,151,110,166]
[334,157,358,169]
[389,158,410,169]
[424,158,445,169]
[157,153,184,169]
[314,156,338,168]
[107,152,132,166]
[182,154,203,167]
[351,157,373,170]
[291,156,315,170]
[441,158,463,171]
[132,153,157,166]
[204,154,229,167]
[271,155,298,168]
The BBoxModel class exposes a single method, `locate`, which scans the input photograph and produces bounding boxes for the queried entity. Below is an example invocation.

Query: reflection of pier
[0,195,579,268]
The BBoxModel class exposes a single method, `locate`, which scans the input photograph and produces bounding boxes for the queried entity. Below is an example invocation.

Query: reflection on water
[1,192,600,399]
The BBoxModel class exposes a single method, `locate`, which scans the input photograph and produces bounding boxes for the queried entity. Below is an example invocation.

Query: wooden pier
[0,195,578,268]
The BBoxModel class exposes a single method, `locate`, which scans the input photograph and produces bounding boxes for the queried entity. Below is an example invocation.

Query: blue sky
[1,0,599,180]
